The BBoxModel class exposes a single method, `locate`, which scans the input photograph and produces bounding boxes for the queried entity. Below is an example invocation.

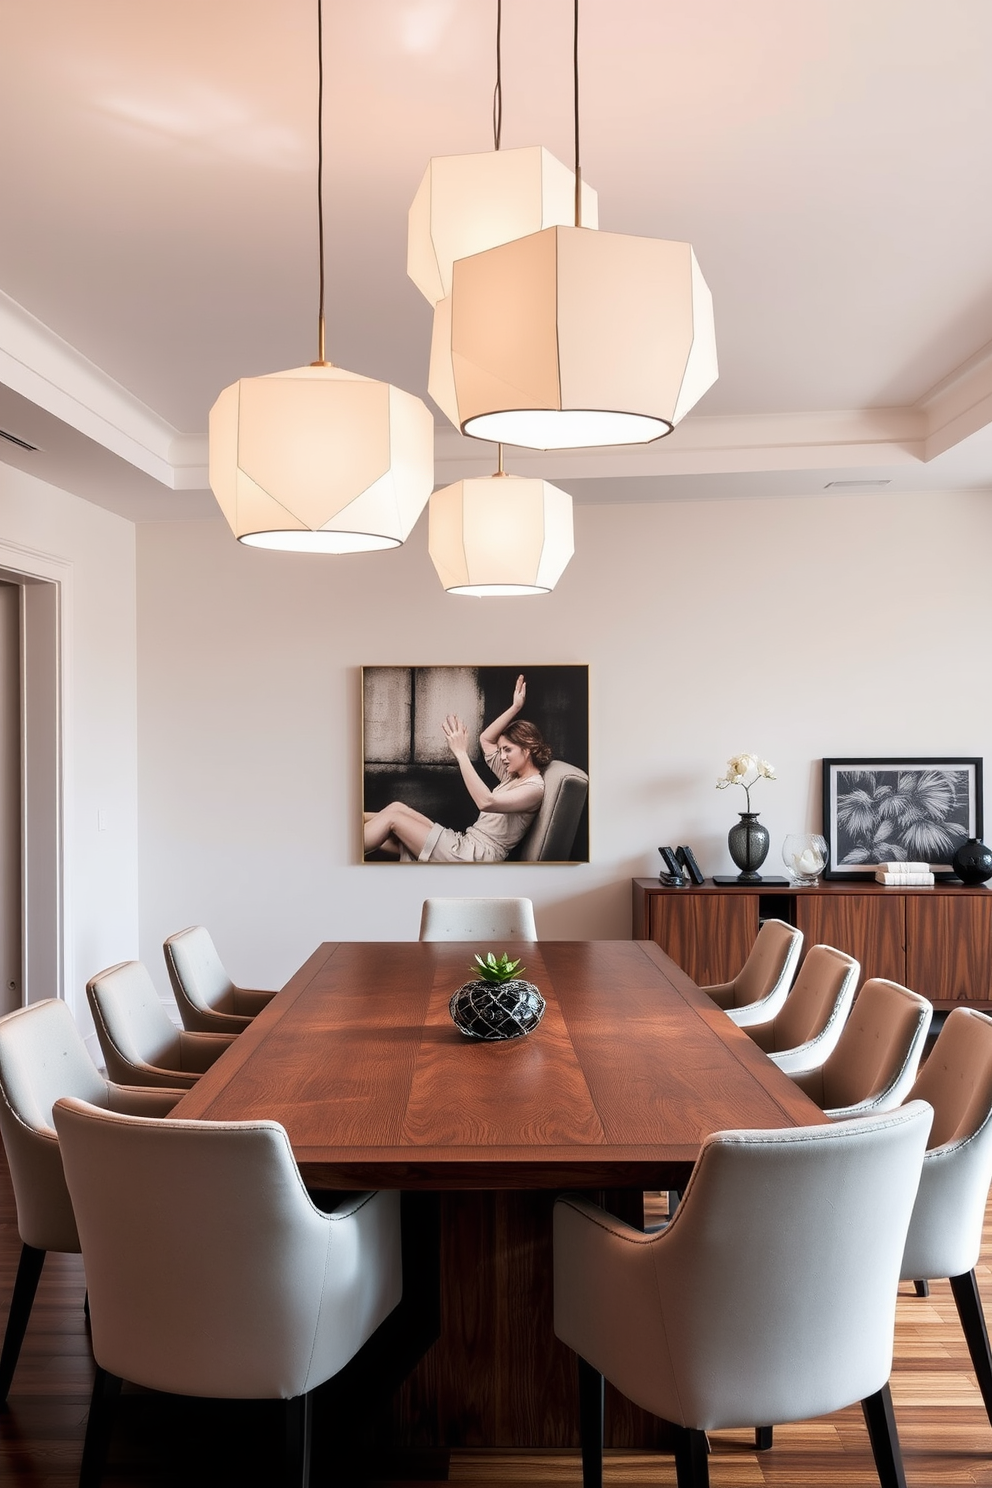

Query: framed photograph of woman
[822,756,982,879]
[362,665,590,864]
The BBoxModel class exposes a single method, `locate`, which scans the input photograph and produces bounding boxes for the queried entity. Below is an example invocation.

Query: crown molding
[917,340,992,460]
[432,408,927,484]
[2,287,992,496]
[0,290,196,487]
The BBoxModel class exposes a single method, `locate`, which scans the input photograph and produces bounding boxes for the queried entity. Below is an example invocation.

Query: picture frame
[362,665,590,864]
[822,757,983,880]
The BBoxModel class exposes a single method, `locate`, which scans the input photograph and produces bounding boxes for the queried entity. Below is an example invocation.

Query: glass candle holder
[782,833,828,886]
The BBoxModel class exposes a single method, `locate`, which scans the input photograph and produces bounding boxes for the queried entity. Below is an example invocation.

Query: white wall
[0,463,138,1029]
[135,487,992,995]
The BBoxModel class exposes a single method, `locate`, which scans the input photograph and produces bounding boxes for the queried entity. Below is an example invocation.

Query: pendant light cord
[492,0,506,480]
[314,0,328,364]
[492,0,503,150]
[573,0,582,227]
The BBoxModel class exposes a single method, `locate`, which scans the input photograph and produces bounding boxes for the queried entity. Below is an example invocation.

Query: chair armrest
[553,1195,666,1406]
[178,1031,237,1073]
[727,996,779,1028]
[767,1040,822,1075]
[105,1084,186,1116]
[901,1135,992,1281]
[232,988,275,1017]
[824,1096,890,1120]
[112,1060,199,1089]
[746,1021,777,1054]
[701,982,735,1009]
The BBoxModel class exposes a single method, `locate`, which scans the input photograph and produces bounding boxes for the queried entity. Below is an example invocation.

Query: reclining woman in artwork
[363,675,550,863]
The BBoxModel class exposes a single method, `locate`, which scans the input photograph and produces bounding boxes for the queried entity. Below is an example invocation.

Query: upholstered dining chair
[0,999,182,1402]
[743,944,860,1075]
[53,1098,402,1488]
[899,1006,992,1428]
[419,896,538,942]
[163,924,275,1033]
[554,1101,933,1488]
[699,918,803,1028]
[788,977,932,1119]
[87,960,236,1088]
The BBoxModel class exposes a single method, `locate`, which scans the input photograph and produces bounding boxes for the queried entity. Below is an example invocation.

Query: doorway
[0,549,66,1008]
[0,581,19,1013]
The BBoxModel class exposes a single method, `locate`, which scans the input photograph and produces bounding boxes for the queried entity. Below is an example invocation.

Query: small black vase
[728,812,770,884]
[952,837,992,885]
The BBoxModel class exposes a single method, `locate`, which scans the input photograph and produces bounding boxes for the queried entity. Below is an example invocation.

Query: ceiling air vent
[0,426,39,452]
[824,479,890,489]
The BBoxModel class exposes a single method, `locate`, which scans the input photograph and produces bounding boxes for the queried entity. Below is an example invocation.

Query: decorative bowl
[782,833,828,886]
[449,979,545,1041]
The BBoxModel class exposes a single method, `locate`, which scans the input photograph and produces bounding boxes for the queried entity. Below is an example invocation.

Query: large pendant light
[442,0,718,451]
[208,1,434,552]
[428,445,574,596]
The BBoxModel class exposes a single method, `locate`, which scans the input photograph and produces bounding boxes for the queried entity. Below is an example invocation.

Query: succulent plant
[472,951,524,984]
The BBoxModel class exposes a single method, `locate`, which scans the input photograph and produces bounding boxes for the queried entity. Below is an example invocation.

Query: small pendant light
[208,0,434,552]
[407,0,596,312]
[428,445,574,596]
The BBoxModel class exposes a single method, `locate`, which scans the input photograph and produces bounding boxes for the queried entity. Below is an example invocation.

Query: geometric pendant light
[428,452,574,596]
[208,0,435,553]
[447,224,717,449]
[441,0,717,451]
[209,366,433,552]
[408,145,598,308]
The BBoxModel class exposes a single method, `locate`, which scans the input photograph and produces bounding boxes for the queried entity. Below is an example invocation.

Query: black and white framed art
[822,757,982,879]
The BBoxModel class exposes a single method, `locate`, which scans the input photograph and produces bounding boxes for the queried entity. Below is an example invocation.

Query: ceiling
[1,0,991,521]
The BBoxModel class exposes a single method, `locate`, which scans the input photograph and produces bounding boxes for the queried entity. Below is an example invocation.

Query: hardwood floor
[3,1161,992,1485]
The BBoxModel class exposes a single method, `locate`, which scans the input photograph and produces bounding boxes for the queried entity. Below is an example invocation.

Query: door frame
[0,538,71,1004]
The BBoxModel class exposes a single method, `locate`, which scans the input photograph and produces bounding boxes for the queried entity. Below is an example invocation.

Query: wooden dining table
[175,939,825,1459]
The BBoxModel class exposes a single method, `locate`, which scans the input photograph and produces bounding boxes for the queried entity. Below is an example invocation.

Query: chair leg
[79,1366,122,1488]
[754,1426,773,1450]
[0,1243,45,1402]
[671,1424,709,1488]
[913,1279,929,1297]
[861,1383,907,1488]
[949,1269,992,1429]
[577,1356,604,1488]
[285,1391,313,1488]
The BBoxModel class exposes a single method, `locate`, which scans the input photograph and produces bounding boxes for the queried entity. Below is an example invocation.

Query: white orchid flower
[715,752,777,809]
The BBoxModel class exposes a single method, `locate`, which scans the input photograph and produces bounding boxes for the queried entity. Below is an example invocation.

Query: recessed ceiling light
[824,479,891,489]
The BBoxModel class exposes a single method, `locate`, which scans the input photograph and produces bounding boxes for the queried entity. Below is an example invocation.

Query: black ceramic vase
[449,979,546,1041]
[951,837,992,885]
[728,812,770,883]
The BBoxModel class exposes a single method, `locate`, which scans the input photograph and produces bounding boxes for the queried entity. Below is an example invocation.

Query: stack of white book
[874,861,934,885]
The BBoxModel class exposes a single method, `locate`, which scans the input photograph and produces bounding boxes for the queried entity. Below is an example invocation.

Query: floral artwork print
[834,768,970,866]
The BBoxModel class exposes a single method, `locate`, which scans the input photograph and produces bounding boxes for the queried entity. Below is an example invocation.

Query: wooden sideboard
[632,877,992,1011]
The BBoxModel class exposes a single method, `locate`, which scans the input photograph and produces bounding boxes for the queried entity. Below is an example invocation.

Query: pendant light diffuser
[444,225,717,450]
[408,145,597,306]
[428,474,574,595]
[209,365,434,552]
